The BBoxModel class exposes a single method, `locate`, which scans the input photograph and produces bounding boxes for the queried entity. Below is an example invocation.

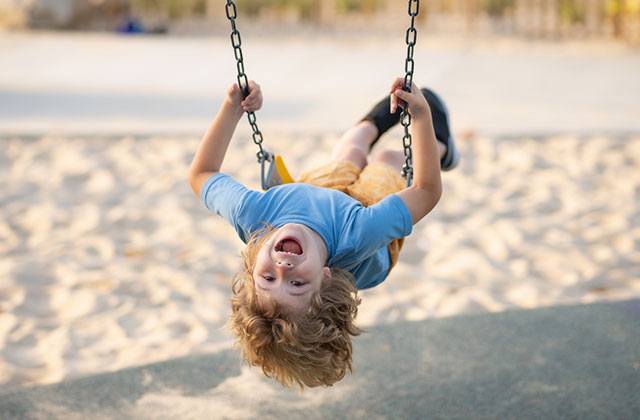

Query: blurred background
[0,0,639,399]
[1,0,640,41]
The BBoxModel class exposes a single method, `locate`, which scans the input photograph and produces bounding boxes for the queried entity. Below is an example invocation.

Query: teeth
[276,251,297,255]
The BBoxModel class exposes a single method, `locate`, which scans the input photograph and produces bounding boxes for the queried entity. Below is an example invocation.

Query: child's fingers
[242,102,257,112]
[228,82,240,96]
[244,100,262,112]
[389,76,404,93]
[389,76,409,113]
[242,95,260,107]
[390,77,417,95]
[387,76,424,115]
[246,81,260,96]
[408,81,419,95]
[394,89,412,111]
[249,91,262,103]
[241,96,255,107]
[394,88,409,103]
[243,89,261,106]
[242,96,262,111]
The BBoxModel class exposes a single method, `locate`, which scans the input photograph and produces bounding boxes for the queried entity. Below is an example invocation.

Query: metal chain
[225,0,418,182]
[225,0,267,164]
[400,0,420,186]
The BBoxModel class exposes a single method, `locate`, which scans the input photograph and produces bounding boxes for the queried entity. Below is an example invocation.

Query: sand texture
[1,132,638,390]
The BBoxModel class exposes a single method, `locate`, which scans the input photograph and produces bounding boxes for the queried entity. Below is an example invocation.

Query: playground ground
[0,31,639,395]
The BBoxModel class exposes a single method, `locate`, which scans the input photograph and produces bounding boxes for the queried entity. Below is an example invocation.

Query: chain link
[401,0,420,186]
[225,0,267,163]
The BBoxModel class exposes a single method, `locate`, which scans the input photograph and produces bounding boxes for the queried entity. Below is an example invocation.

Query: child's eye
[290,281,304,287]
[262,276,275,282]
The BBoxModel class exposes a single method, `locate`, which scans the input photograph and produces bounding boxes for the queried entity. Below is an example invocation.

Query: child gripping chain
[187,77,459,389]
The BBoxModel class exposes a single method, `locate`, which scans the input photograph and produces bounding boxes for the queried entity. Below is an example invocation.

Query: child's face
[253,223,331,315]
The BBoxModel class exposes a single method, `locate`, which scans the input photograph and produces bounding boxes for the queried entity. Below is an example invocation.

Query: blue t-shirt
[200,173,412,290]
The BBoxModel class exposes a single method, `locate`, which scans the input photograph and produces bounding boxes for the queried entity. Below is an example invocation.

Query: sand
[1,30,639,393]
[0,131,638,390]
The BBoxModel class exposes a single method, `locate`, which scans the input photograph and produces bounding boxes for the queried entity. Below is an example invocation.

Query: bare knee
[331,122,378,169]
[372,148,404,172]
[333,145,368,169]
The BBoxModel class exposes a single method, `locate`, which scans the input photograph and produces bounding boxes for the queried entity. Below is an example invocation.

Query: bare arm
[188,81,263,197]
[389,79,443,224]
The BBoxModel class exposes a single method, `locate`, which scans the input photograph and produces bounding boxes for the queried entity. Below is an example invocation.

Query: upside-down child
[188,77,459,389]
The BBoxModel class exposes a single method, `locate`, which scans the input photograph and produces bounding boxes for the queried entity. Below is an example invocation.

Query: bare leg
[331,121,379,169]
[436,142,446,160]
[333,119,447,171]
[371,149,405,173]
[372,144,447,172]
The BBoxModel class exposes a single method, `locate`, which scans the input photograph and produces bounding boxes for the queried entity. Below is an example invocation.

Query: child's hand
[226,80,263,113]
[389,77,430,118]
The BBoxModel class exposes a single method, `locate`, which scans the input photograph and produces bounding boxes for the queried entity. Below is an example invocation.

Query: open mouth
[275,237,303,255]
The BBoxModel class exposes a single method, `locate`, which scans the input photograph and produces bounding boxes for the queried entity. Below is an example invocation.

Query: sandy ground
[0,32,639,391]
[0,130,639,390]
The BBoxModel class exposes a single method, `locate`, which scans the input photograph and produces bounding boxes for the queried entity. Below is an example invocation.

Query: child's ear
[322,266,331,280]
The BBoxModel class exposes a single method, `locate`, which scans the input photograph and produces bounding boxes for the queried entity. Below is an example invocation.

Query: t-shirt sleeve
[199,172,261,242]
[344,193,413,258]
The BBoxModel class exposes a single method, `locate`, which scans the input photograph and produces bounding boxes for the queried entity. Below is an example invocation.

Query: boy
[188,77,458,388]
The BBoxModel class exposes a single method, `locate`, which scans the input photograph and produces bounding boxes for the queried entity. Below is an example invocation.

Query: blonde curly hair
[228,225,363,389]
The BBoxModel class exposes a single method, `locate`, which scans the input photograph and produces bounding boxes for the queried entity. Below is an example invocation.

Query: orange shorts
[297,161,406,272]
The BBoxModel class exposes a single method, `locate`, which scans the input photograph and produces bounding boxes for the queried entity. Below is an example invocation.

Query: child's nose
[275,260,294,270]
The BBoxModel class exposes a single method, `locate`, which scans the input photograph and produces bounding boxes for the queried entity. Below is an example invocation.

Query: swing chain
[226,0,418,177]
[401,0,420,187]
[225,0,267,163]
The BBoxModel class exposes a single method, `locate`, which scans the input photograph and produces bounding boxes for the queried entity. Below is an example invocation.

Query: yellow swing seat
[261,152,294,190]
